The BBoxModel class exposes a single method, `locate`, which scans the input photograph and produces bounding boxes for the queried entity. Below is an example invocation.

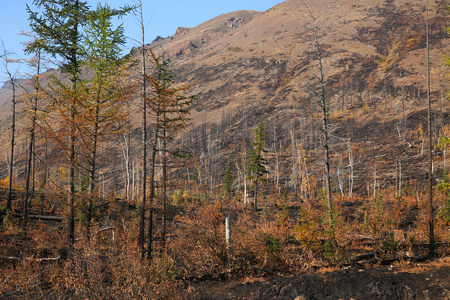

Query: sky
[0,0,284,78]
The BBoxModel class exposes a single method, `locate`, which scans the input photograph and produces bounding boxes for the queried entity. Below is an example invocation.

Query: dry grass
[1,183,449,298]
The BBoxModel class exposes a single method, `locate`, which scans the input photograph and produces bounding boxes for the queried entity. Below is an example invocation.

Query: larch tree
[26,0,91,258]
[146,50,196,256]
[81,3,132,241]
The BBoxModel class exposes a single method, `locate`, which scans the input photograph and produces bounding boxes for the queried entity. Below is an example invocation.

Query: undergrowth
[1,183,449,298]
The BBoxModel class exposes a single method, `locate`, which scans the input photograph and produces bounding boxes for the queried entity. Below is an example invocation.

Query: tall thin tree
[146,51,196,254]
[134,0,148,257]
[82,3,132,241]
[425,0,435,257]
[301,0,333,225]
[26,0,91,258]
[21,38,44,226]
[246,119,268,211]
[1,41,17,213]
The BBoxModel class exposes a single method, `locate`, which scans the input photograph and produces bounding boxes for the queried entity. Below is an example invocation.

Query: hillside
[144,0,450,195]
[0,0,447,199]
[0,0,449,206]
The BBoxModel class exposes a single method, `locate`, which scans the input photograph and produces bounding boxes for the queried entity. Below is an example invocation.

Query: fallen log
[351,251,381,264]
[13,214,63,221]
[0,255,60,262]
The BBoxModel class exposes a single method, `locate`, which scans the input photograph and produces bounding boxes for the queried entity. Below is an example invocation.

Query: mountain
[1,0,449,196]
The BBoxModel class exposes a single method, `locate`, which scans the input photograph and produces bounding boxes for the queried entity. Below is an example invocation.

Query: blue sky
[0,0,284,77]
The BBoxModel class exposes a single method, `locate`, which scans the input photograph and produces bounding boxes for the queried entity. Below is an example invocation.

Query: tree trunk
[348,139,354,198]
[301,0,334,243]
[147,126,159,259]
[316,20,333,222]
[425,0,435,257]
[68,100,76,259]
[254,177,258,211]
[24,50,41,229]
[138,0,148,257]
[6,68,16,213]
[2,42,17,213]
[86,93,100,243]
[161,118,167,249]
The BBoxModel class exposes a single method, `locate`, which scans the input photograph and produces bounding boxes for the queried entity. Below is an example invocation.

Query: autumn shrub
[58,245,184,299]
[229,207,318,275]
[0,218,187,300]
[275,204,290,232]
[167,201,317,278]
[359,194,394,240]
[0,176,9,189]
[435,177,450,242]
[169,202,228,279]
[0,259,62,299]
[293,206,320,252]
[172,189,187,205]
[230,216,281,275]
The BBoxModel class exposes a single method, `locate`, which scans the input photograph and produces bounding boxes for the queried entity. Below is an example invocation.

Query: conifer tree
[146,50,196,255]
[247,119,268,210]
[81,3,132,241]
[26,0,91,258]
[222,156,233,200]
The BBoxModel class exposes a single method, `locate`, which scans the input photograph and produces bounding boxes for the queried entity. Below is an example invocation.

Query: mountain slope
[0,0,449,196]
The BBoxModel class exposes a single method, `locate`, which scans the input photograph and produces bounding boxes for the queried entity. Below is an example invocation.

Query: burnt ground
[191,258,450,300]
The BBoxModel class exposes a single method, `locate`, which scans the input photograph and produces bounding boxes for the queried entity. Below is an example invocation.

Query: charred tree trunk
[426,0,435,257]
[24,50,41,227]
[137,0,148,258]
[5,60,17,213]
[301,0,334,242]
[147,124,159,259]
[161,116,167,249]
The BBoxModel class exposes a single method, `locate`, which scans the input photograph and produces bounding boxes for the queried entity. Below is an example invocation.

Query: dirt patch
[192,258,450,299]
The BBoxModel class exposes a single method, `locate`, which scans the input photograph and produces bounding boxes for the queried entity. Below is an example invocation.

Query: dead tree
[24,47,42,225]
[301,1,333,224]
[425,0,435,257]
[1,41,17,213]
[135,0,148,257]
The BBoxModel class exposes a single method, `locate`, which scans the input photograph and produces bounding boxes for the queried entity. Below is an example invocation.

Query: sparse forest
[1,0,450,299]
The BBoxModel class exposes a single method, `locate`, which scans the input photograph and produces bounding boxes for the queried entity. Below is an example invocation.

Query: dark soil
[191,259,450,299]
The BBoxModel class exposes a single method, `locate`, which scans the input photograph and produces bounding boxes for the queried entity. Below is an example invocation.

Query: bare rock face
[175,27,190,36]
[225,17,246,29]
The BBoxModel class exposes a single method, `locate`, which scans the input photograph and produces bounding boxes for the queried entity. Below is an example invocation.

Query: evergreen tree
[247,119,268,210]
[222,156,233,200]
